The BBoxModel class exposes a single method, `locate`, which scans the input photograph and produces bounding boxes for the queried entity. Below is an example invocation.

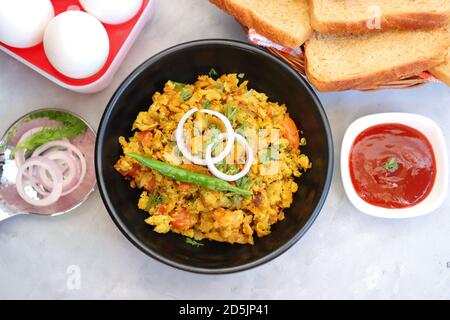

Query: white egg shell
[79,0,143,25]
[0,0,54,48]
[43,11,110,79]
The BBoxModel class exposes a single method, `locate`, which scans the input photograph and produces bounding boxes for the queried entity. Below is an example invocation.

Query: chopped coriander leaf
[225,101,239,122]
[259,150,269,165]
[270,147,280,161]
[186,237,204,247]
[236,121,249,135]
[216,82,224,91]
[236,177,253,190]
[383,157,399,173]
[172,81,186,91]
[215,160,241,176]
[202,100,211,109]
[209,68,218,78]
[216,159,227,173]
[259,148,279,164]
[203,127,220,148]
[228,109,239,121]
[227,164,240,175]
[146,190,164,209]
[181,89,192,102]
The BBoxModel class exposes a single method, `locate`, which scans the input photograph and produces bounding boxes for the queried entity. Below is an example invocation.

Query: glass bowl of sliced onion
[0,108,96,220]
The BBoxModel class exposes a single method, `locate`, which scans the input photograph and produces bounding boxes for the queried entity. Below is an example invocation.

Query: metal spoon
[0,108,96,222]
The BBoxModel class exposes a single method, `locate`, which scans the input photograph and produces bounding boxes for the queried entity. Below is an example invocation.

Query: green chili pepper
[126,153,253,197]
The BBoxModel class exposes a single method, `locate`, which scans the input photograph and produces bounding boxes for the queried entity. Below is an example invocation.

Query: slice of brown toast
[309,0,450,34]
[209,0,312,48]
[430,48,450,85]
[305,28,450,91]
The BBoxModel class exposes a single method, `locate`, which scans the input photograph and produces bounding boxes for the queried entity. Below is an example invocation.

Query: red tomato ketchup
[349,123,436,209]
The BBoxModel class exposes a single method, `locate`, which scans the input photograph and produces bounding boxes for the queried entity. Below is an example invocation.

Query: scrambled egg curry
[115,74,311,245]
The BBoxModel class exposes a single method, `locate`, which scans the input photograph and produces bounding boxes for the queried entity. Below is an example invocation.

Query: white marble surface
[0,0,449,300]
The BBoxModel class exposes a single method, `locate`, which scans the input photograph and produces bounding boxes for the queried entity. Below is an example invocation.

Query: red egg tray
[0,0,153,93]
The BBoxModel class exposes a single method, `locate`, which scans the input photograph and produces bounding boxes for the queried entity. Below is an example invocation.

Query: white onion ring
[205,133,254,182]
[175,108,234,166]
[16,157,63,207]
[25,174,50,196]
[32,140,87,196]
[37,151,78,194]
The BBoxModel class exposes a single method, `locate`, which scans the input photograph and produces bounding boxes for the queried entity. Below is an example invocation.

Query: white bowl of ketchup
[341,113,448,219]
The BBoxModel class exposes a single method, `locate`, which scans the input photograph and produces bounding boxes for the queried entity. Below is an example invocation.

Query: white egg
[0,0,54,48]
[44,11,110,79]
[79,0,143,25]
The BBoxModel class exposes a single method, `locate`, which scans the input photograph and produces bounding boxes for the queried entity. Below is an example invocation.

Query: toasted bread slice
[430,48,450,85]
[305,29,450,91]
[209,0,312,48]
[309,0,450,34]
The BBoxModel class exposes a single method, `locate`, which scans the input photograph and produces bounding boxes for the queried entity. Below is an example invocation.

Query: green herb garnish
[181,89,192,102]
[203,127,220,148]
[13,111,87,155]
[383,157,399,173]
[208,68,218,78]
[146,190,164,209]
[185,237,204,247]
[202,100,211,109]
[216,159,227,173]
[259,148,279,165]
[172,81,186,91]
[225,101,239,123]
[216,82,224,91]
[236,176,253,191]
[236,121,249,135]
[227,164,240,175]
[215,159,240,176]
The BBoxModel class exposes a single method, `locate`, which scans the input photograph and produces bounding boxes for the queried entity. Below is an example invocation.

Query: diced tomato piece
[179,182,192,191]
[159,205,167,214]
[171,208,191,231]
[128,170,138,178]
[138,131,152,148]
[145,179,156,192]
[282,116,300,149]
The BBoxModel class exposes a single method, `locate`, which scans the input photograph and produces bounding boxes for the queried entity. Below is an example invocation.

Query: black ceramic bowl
[96,39,333,274]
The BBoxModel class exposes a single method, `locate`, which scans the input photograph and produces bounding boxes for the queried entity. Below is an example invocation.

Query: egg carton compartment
[0,0,154,94]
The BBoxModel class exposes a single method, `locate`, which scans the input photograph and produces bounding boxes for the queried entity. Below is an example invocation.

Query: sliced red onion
[175,108,234,166]
[32,140,87,196]
[205,133,254,182]
[22,171,50,197]
[16,157,63,207]
[37,151,78,194]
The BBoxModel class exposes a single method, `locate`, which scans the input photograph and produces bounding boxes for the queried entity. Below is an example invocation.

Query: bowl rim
[341,112,448,219]
[95,39,334,274]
